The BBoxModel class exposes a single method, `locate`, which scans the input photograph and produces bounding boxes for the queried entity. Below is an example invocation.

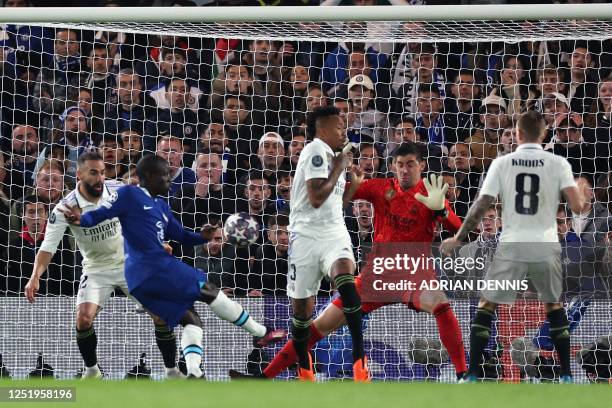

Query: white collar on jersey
[138,185,152,197]
[516,143,543,151]
[74,181,111,208]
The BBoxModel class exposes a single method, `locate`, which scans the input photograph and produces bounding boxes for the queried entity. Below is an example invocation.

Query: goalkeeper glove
[414,174,449,213]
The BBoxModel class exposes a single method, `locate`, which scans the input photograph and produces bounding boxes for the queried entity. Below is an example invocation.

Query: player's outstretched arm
[164,210,211,247]
[307,153,348,209]
[440,194,496,255]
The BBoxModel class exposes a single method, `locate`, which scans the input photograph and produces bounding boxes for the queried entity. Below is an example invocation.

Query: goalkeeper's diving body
[231,141,468,380]
[61,154,285,378]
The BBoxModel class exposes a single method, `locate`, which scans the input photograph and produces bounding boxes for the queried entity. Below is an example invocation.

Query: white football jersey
[289,138,348,239]
[479,143,576,243]
[40,180,125,275]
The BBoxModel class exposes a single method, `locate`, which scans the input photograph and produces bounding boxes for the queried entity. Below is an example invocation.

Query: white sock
[208,291,266,337]
[83,364,101,378]
[180,324,203,377]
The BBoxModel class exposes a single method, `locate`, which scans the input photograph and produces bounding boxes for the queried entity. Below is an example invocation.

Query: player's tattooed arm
[307,153,349,208]
[440,194,495,256]
[455,194,496,242]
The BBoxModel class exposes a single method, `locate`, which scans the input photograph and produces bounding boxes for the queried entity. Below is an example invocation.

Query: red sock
[434,303,467,374]
[263,325,324,378]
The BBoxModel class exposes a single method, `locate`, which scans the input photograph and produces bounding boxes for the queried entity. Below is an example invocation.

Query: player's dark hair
[136,154,168,180]
[392,142,423,162]
[517,110,545,143]
[77,151,104,168]
[268,214,289,228]
[306,106,340,139]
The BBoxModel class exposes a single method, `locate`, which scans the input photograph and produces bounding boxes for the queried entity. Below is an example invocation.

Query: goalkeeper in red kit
[230,142,467,380]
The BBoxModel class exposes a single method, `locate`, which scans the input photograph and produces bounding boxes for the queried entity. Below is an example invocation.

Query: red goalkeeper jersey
[352,178,462,243]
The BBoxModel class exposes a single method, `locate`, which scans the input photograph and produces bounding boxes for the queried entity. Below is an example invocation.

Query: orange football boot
[353,356,371,383]
[297,353,315,382]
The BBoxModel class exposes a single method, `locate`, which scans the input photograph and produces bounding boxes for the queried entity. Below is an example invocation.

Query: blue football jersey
[80,185,206,288]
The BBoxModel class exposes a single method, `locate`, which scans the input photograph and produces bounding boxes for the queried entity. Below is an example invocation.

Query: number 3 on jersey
[515,173,540,215]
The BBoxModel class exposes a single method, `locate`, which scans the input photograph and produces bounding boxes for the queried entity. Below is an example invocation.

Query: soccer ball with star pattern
[223,212,260,247]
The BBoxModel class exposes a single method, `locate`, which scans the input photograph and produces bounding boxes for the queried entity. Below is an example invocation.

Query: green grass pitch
[0,379,608,408]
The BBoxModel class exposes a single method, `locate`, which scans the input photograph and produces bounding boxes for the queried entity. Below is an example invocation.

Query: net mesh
[0,15,610,382]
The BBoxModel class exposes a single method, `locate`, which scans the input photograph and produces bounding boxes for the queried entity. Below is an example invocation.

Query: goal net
[0,5,610,382]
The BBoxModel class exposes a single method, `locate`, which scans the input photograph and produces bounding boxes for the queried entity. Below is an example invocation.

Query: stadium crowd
[0,0,610,300]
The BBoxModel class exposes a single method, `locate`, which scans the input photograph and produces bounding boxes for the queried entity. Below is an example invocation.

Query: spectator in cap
[252,131,290,188]
[545,114,595,176]
[347,73,388,142]
[464,95,508,171]
[541,92,571,144]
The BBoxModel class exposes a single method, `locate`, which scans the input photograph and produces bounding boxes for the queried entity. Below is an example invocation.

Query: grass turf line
[0,379,606,408]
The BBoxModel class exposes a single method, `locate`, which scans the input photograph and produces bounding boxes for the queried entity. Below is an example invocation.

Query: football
[223,212,260,247]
